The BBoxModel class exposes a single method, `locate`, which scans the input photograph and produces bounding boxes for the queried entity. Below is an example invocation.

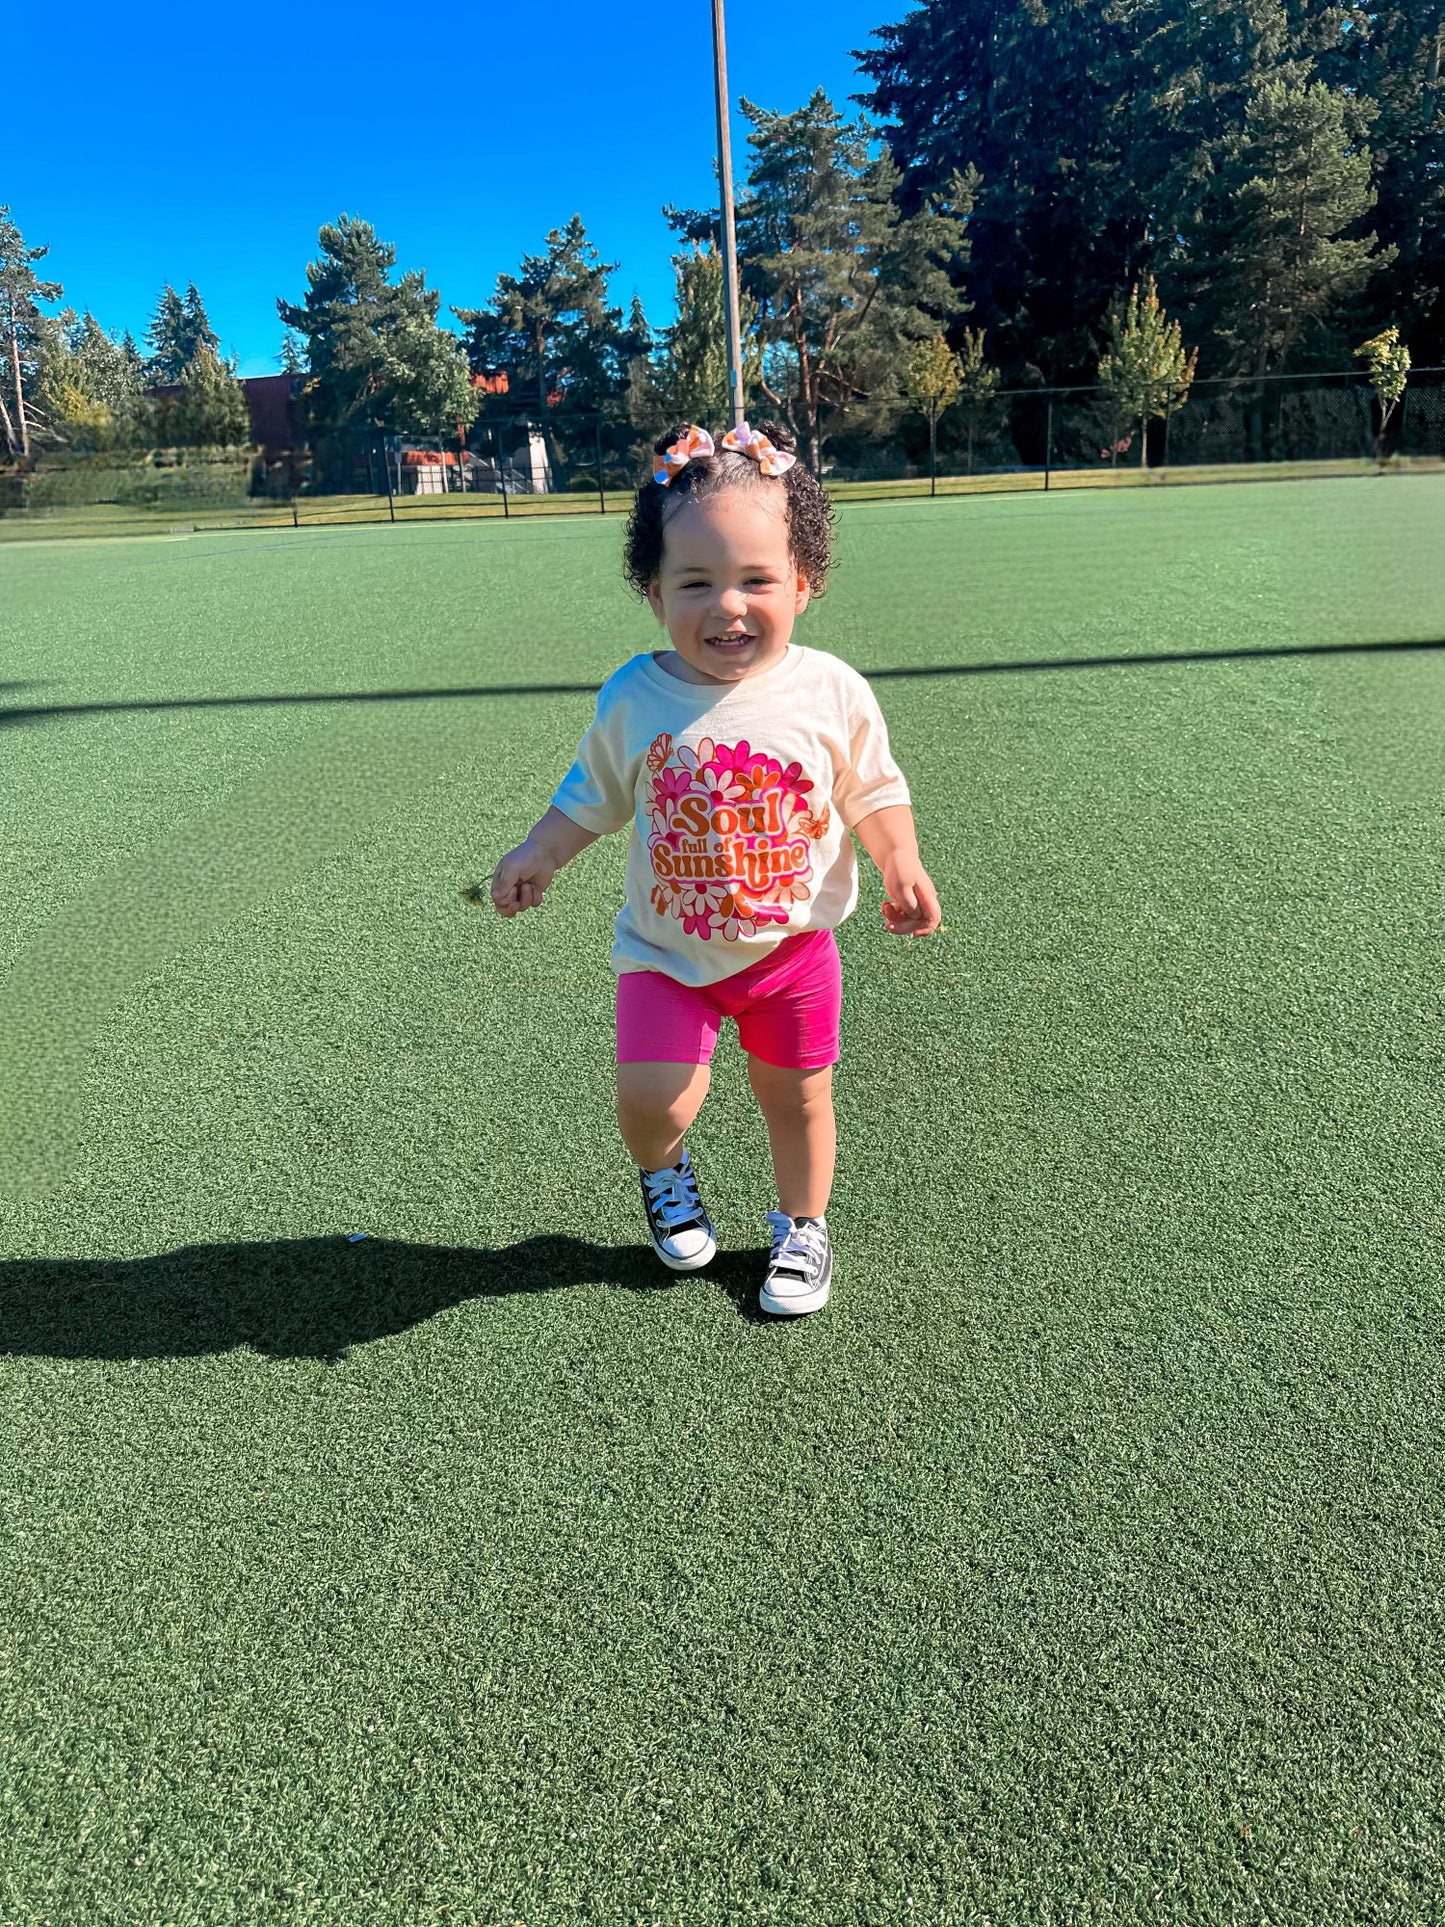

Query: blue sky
[12,0,898,377]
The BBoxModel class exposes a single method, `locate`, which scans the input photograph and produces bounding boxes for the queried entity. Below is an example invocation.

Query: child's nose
[718,589,748,618]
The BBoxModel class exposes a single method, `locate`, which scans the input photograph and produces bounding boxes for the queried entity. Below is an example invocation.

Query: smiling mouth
[706,634,755,649]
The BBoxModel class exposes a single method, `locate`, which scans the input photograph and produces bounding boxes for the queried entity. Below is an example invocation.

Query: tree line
[1,0,1436,475]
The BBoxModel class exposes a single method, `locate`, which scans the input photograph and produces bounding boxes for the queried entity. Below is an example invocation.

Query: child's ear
[645,579,667,624]
[793,571,812,615]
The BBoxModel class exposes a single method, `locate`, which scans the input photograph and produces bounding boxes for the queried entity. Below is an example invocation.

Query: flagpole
[710,0,746,431]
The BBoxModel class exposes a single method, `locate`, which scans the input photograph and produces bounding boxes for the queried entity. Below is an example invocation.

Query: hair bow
[721,419,797,476]
[653,423,715,486]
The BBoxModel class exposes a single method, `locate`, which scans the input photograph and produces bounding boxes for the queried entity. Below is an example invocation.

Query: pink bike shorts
[616,927,842,1071]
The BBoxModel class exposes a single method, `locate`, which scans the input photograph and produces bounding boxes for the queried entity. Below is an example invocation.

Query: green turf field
[2,478,1443,1924]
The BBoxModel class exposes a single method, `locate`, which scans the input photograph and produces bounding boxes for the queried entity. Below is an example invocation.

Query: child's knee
[616,1062,710,1132]
[747,1058,833,1117]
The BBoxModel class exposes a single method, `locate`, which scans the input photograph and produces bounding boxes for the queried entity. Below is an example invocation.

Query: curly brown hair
[622,420,836,601]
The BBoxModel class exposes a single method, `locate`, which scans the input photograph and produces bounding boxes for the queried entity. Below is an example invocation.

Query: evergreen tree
[629,241,764,440]
[0,204,63,459]
[180,283,220,366]
[278,214,474,437]
[856,0,1197,386]
[1181,71,1395,385]
[145,285,190,384]
[159,343,252,447]
[733,89,975,472]
[1314,2,1445,364]
[454,214,631,482]
[453,215,627,413]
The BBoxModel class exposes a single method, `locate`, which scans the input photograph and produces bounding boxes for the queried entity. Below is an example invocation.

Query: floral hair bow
[721,419,797,476]
[653,423,715,486]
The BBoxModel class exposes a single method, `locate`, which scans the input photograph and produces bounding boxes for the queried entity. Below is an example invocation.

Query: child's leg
[617,1062,711,1171]
[746,1058,835,1219]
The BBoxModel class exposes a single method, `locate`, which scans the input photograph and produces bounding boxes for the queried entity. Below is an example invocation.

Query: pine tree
[145,285,190,384]
[735,89,975,472]
[643,242,763,435]
[278,214,474,437]
[1313,1,1445,364]
[0,204,63,459]
[165,344,251,447]
[453,215,626,415]
[1184,72,1395,386]
[179,283,220,366]
[855,0,1199,386]
[453,214,630,482]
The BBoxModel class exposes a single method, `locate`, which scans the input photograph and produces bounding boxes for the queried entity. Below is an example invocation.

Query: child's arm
[852,803,943,938]
[490,807,599,918]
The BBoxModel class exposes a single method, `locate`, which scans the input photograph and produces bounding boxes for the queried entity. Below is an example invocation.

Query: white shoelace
[766,1210,828,1276]
[644,1160,705,1230]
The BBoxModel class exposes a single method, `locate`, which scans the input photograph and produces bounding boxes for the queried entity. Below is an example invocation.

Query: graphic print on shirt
[644,733,831,941]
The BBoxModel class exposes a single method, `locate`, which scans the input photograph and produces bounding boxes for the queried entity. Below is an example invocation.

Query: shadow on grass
[0,637,1441,733]
[0,1234,785,1362]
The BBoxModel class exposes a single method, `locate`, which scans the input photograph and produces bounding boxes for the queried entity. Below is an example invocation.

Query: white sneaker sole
[651,1229,717,1273]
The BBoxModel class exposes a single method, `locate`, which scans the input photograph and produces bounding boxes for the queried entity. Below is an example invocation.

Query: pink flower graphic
[652,765,694,810]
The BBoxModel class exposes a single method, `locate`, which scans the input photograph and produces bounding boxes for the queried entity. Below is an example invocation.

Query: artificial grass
[1,477,1443,1924]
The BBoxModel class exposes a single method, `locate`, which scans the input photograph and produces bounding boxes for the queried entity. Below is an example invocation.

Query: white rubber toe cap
[654,1224,716,1271]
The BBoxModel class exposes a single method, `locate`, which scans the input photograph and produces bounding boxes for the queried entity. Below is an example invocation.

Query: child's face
[645,489,811,685]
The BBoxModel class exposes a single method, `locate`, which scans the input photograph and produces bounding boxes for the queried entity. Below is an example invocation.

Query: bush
[4,447,255,512]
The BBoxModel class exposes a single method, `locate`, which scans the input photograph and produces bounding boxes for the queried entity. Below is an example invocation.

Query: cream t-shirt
[550,643,912,987]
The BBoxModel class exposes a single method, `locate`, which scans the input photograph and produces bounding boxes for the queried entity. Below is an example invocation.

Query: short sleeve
[831,673,912,829]
[549,689,637,836]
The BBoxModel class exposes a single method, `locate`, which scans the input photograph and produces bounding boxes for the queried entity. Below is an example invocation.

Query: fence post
[495,427,509,519]
[382,434,396,523]
[1162,386,1173,476]
[1044,395,1053,491]
[595,414,606,514]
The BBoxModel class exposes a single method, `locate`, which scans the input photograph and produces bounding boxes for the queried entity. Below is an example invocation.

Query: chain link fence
[1,369,1440,539]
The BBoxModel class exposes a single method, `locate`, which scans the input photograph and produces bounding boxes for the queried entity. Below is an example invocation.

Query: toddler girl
[490,419,941,1316]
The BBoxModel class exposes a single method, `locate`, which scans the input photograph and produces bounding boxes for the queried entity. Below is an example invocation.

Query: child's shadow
[0,1234,782,1362]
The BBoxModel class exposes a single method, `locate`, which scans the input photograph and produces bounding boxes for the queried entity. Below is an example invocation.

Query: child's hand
[489,839,558,917]
[880,856,942,938]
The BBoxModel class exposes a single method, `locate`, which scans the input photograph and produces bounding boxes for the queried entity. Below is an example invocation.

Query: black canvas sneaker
[760,1211,832,1316]
[639,1150,717,1272]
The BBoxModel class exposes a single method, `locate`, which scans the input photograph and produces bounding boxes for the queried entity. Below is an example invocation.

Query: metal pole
[711,0,746,432]
[1162,386,1173,475]
[595,413,606,513]
[382,432,396,523]
[495,428,508,519]
[1044,395,1052,491]
[929,399,937,497]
